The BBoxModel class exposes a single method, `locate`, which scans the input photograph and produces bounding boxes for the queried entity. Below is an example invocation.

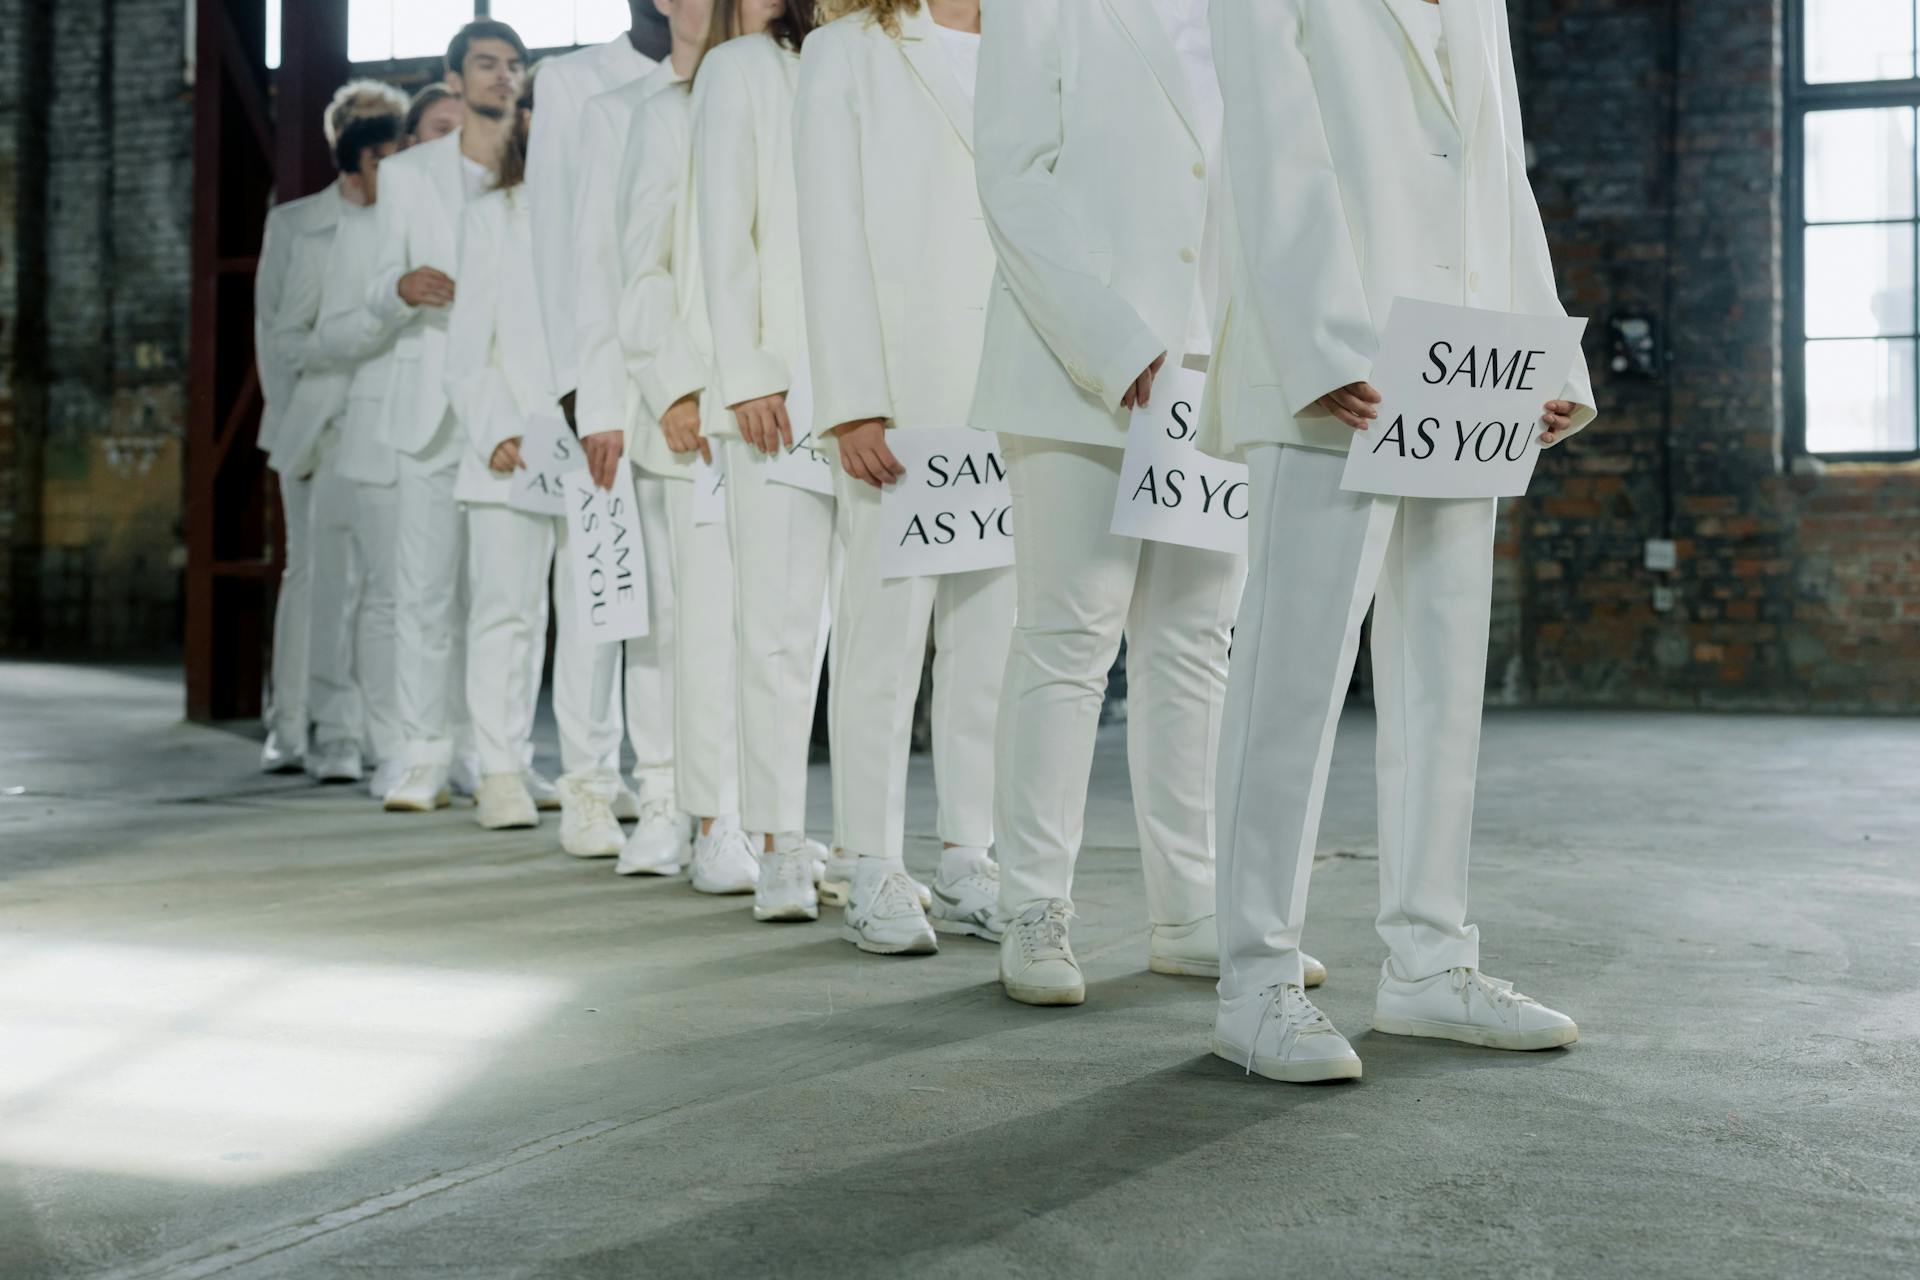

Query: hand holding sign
[878,427,1016,580]
[1340,300,1588,500]
[757,367,835,497]
[563,469,650,643]
[508,415,584,516]
[1111,365,1250,556]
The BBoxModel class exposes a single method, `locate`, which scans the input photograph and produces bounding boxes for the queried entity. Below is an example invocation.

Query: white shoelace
[769,850,814,895]
[1244,984,1337,1076]
[1013,900,1072,960]
[867,871,923,921]
[637,794,679,828]
[1449,967,1531,1018]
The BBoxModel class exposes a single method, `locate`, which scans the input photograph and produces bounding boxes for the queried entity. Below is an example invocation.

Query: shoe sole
[478,815,539,831]
[692,880,756,895]
[1210,1036,1363,1083]
[315,773,363,785]
[1371,1015,1578,1051]
[1148,955,1219,978]
[755,904,821,922]
[840,925,937,956]
[932,918,1003,943]
[615,862,683,877]
[385,790,451,812]
[1002,979,1085,1006]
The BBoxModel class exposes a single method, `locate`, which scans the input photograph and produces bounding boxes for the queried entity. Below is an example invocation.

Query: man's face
[408,97,463,147]
[357,140,400,202]
[449,38,525,121]
[657,0,714,47]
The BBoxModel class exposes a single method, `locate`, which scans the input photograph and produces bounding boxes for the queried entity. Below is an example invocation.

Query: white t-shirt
[935,25,981,102]
[461,155,492,203]
[1152,0,1222,358]
[1387,0,1453,105]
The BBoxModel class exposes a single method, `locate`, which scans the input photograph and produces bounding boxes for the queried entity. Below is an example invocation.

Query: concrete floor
[1,661,1917,1279]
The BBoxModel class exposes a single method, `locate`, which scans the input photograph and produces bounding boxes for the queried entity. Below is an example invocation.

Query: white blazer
[794,8,993,438]
[1198,0,1597,459]
[527,34,656,398]
[364,131,467,456]
[446,187,558,506]
[693,33,807,433]
[574,61,684,448]
[970,0,1215,447]
[313,201,402,488]
[254,187,340,467]
[615,82,711,479]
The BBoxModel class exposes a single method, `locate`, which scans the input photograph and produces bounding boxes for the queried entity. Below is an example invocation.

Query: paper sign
[877,427,1016,580]
[692,450,727,526]
[563,470,651,643]
[1340,299,1588,500]
[763,367,835,497]
[1111,366,1249,556]
[508,415,584,516]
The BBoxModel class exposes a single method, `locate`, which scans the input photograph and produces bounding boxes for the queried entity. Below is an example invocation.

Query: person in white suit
[254,81,413,779]
[970,0,1323,1006]
[1200,0,1596,1083]
[693,0,834,911]
[361,22,529,815]
[530,4,678,837]
[794,0,1014,949]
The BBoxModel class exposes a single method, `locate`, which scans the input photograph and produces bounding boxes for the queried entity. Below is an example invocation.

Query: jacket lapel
[432,130,467,219]
[896,4,973,152]
[1379,0,1459,131]
[1104,0,1200,147]
[1439,0,1491,148]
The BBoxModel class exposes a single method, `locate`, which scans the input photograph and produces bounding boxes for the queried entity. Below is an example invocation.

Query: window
[1788,1,1920,458]
[265,2,633,68]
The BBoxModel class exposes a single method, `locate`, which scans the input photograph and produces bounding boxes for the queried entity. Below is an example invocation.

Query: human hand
[1317,381,1382,431]
[732,392,793,455]
[582,429,625,490]
[489,437,524,474]
[1539,400,1578,446]
[661,394,710,464]
[833,418,904,489]
[397,267,455,308]
[1121,352,1168,411]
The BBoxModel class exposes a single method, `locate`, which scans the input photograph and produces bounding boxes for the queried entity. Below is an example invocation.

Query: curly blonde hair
[813,0,920,34]
[322,78,411,147]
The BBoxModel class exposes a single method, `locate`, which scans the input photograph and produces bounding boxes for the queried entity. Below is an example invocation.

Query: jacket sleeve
[695,49,790,409]
[313,213,405,367]
[620,95,707,436]
[1490,0,1596,440]
[527,59,588,398]
[572,93,632,440]
[254,204,297,431]
[794,31,893,434]
[363,168,423,329]
[974,0,1162,413]
[1213,0,1375,418]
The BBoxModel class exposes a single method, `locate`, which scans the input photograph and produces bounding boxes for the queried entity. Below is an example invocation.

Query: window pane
[1805,338,1919,453]
[1806,0,1914,83]
[266,1,281,69]
[392,0,475,62]
[347,0,394,62]
[574,0,633,45]
[1804,108,1915,223]
[1804,224,1916,336]
[491,0,575,50]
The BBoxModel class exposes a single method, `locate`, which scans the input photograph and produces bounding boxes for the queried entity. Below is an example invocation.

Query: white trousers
[1217,444,1492,999]
[393,425,471,768]
[267,469,315,747]
[829,466,1015,860]
[723,438,836,835]
[663,476,739,820]
[310,466,402,761]
[995,436,1245,926]
[465,503,556,777]
[562,472,677,794]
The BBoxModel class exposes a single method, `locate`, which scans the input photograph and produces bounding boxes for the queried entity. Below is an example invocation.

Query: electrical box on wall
[1609,315,1662,379]
[1644,539,1678,573]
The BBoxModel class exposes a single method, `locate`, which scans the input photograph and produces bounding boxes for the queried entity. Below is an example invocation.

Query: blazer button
[1468,270,1482,293]
[1192,161,1206,179]
[1180,247,1196,264]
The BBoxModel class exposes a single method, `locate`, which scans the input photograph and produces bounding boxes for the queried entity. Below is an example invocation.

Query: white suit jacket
[970,0,1215,447]
[615,82,710,479]
[446,188,558,506]
[794,8,994,439]
[527,34,656,398]
[364,131,468,456]
[1198,0,1597,459]
[694,33,807,434]
[574,61,684,449]
[254,187,340,469]
[313,201,401,488]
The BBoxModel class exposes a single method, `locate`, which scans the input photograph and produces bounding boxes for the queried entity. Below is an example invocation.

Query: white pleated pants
[393,424,471,768]
[308,464,402,759]
[465,502,556,778]
[1216,444,1491,999]
[829,466,1015,860]
[994,435,1245,926]
[723,438,836,836]
[267,469,315,749]
[663,475,739,821]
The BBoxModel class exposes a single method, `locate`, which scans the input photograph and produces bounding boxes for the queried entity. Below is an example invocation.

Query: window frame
[1785,0,1920,462]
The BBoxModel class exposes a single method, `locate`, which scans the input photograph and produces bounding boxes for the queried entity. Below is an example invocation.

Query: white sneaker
[260,729,305,775]
[1146,918,1328,988]
[928,850,1004,942]
[384,764,450,812]
[523,768,561,812]
[1212,984,1363,1083]
[617,793,692,876]
[307,740,364,785]
[557,774,623,858]
[475,774,539,830]
[842,860,938,955]
[690,822,760,895]
[999,899,1084,1006]
[367,757,408,802]
[611,784,642,823]
[754,845,821,922]
[449,753,483,801]
[819,849,933,911]
[1373,965,1579,1051]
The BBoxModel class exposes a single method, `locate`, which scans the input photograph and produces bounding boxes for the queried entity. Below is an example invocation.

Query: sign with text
[563,470,651,644]
[508,415,584,516]
[878,427,1016,580]
[1111,366,1249,556]
[764,367,835,497]
[1340,299,1588,500]
[692,450,727,526]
